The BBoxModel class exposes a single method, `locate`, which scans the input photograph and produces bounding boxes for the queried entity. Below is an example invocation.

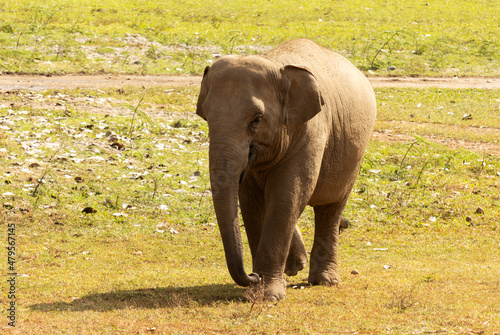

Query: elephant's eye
[250,113,263,130]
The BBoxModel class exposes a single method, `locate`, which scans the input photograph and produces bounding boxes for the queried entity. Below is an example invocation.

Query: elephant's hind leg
[308,203,345,286]
[285,226,308,276]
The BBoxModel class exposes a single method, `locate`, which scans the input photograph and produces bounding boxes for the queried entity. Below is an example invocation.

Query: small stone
[1,120,15,127]
[3,203,14,209]
[110,142,125,150]
[387,66,396,71]
[108,134,119,142]
[351,269,360,275]
[475,207,484,214]
[466,216,472,223]
[462,114,473,120]
[82,207,97,214]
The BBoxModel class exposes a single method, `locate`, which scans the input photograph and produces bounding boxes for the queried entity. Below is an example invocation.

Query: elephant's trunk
[208,140,260,287]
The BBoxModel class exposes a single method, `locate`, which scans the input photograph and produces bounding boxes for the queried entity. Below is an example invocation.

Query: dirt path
[0,74,201,91]
[1,74,500,91]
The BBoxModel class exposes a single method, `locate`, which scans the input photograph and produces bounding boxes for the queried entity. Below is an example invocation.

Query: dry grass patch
[1,86,499,333]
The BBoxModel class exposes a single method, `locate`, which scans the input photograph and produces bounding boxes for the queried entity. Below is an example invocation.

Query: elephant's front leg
[252,213,296,301]
[252,186,312,301]
[240,175,304,302]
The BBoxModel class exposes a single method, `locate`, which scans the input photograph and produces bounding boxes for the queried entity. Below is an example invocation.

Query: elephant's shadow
[29,284,247,312]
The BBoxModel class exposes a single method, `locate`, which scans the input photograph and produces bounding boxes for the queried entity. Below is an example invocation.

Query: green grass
[377,88,500,128]
[0,0,499,76]
[1,87,500,333]
[375,88,500,146]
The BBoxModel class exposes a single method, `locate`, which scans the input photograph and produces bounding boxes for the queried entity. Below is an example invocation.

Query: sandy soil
[1,74,500,91]
[0,74,201,91]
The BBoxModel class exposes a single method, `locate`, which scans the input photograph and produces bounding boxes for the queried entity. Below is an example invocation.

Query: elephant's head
[196,55,324,287]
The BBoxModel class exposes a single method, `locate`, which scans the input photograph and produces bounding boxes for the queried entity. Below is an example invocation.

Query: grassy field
[0,0,499,76]
[1,0,500,333]
[1,86,499,334]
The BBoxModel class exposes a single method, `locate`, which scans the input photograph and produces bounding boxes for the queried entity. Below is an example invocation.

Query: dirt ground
[1,74,499,156]
[1,74,500,91]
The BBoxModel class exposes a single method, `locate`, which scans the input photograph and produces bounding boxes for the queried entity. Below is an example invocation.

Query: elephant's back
[266,39,374,108]
[265,39,360,80]
[266,38,376,129]
[267,39,377,206]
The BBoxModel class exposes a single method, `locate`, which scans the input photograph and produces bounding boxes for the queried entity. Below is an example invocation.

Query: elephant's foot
[285,227,308,276]
[245,276,287,302]
[284,251,307,276]
[308,269,340,287]
[339,216,350,232]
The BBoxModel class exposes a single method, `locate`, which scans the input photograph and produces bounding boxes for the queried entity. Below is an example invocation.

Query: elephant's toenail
[268,296,279,303]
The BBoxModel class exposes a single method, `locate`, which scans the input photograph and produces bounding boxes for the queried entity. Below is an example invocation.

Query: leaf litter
[0,87,210,229]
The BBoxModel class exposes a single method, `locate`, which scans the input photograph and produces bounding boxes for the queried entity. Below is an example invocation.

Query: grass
[375,88,500,147]
[1,86,500,333]
[0,0,499,76]
[377,88,500,129]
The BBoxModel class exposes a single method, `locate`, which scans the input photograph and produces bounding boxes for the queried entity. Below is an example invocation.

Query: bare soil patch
[368,76,500,89]
[1,74,500,91]
[0,74,202,91]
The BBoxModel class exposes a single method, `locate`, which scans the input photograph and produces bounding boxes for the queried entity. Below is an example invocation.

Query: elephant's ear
[282,65,325,133]
[196,66,211,120]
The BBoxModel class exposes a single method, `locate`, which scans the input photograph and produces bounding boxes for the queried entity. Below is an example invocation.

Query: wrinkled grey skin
[196,39,376,301]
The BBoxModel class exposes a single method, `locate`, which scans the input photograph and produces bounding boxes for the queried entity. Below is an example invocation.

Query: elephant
[195,39,376,301]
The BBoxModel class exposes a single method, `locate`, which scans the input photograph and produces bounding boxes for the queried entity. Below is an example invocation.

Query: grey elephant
[196,39,376,301]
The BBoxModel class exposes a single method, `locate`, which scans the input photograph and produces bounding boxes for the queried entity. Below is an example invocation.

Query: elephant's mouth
[239,145,256,184]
